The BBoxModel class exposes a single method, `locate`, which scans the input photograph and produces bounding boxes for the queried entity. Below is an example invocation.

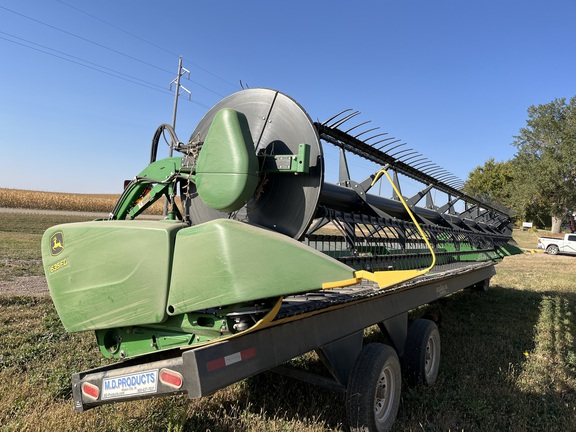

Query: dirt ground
[0,276,49,297]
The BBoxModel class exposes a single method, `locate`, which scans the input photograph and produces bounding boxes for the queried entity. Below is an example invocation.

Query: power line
[1,4,230,99]
[0,4,175,75]
[0,33,212,109]
[54,0,240,91]
[54,0,181,58]
[181,59,240,91]
[0,30,168,93]
[0,35,169,95]
[0,4,220,108]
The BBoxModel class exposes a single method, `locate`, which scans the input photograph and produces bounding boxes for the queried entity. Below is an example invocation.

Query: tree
[512,97,576,233]
[463,158,513,207]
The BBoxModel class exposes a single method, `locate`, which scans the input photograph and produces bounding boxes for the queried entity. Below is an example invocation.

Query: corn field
[0,188,165,214]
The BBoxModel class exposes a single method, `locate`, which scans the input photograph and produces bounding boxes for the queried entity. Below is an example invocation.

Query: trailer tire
[346,343,401,432]
[472,278,491,292]
[546,244,559,255]
[402,319,440,386]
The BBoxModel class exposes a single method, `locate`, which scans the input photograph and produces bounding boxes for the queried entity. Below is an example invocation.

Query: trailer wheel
[402,319,440,386]
[346,343,401,432]
[546,244,559,255]
[472,278,491,292]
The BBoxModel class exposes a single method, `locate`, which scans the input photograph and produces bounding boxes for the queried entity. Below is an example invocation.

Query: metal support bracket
[316,330,364,387]
[378,312,408,356]
[407,184,434,208]
[261,143,311,173]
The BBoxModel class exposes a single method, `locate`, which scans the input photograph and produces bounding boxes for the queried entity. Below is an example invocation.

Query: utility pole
[168,56,191,156]
[164,56,191,215]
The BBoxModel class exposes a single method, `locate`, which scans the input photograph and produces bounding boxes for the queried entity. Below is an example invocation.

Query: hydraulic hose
[150,124,181,163]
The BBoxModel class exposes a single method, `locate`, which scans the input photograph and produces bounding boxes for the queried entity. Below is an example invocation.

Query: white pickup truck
[538,233,576,255]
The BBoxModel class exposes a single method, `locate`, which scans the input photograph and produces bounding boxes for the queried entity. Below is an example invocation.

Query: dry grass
[0,295,340,430]
[511,228,542,250]
[388,252,576,431]
[1,213,575,431]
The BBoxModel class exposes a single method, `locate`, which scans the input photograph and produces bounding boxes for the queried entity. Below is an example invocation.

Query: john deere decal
[50,232,64,256]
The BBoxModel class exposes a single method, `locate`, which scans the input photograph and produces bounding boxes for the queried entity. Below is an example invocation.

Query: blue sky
[1,0,575,194]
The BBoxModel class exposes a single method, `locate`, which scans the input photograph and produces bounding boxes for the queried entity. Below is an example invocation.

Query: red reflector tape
[206,357,226,372]
[159,368,183,389]
[81,382,100,401]
[207,347,257,372]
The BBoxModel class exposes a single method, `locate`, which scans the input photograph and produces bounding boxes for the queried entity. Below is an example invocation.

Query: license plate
[101,369,158,399]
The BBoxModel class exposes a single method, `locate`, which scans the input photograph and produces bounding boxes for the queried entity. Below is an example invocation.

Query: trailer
[72,261,494,430]
[41,88,521,431]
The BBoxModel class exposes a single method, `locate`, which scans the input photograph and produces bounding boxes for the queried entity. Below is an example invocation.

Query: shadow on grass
[396,285,576,431]
[180,361,348,431]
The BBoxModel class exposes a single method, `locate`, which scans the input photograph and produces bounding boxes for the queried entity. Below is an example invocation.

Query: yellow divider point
[355,268,431,288]
[322,168,436,290]
[322,277,363,289]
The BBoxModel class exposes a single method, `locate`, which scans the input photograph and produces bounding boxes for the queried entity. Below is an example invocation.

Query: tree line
[463,96,576,233]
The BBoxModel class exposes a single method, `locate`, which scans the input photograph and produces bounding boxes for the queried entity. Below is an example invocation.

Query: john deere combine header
[42,89,524,430]
[42,88,520,362]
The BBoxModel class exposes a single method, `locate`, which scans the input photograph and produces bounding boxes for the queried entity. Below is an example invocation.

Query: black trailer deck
[72,261,495,415]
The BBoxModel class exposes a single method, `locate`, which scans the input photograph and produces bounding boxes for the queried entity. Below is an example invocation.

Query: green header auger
[42,89,521,360]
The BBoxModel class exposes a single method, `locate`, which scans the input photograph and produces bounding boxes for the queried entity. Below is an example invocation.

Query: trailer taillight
[159,368,183,389]
[82,382,100,401]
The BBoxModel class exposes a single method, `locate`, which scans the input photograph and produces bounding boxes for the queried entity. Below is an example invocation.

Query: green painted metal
[167,219,355,315]
[498,243,523,256]
[195,108,259,212]
[112,157,184,220]
[42,220,185,331]
[95,297,285,358]
[266,143,311,173]
[96,326,196,359]
[95,307,250,358]
[42,216,353,338]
